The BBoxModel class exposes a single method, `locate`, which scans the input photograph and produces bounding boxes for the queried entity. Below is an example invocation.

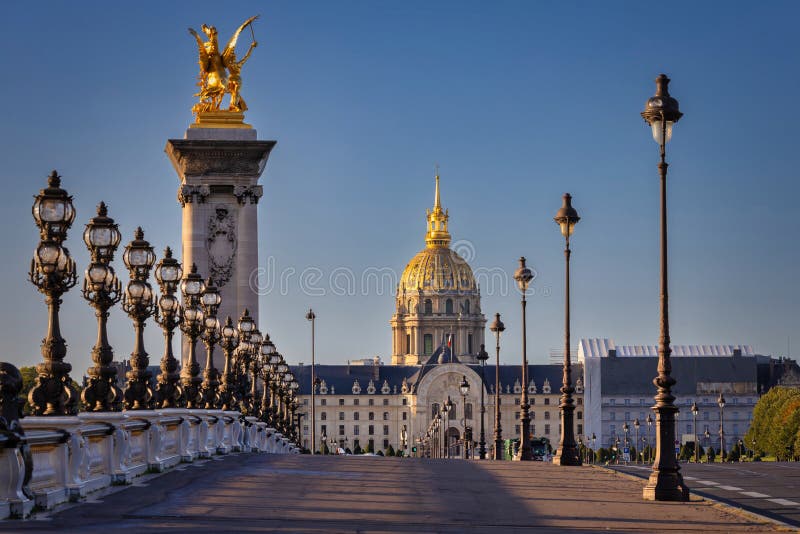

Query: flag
[447,334,452,348]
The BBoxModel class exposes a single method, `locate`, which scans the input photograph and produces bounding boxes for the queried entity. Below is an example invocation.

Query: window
[449,408,456,420]
[303,425,308,433]
[544,411,550,420]
[609,424,616,435]
[464,300,470,314]
[610,399,616,406]
[465,403,473,420]
[514,412,520,420]
[338,425,344,436]
[354,412,360,421]
[530,398,535,405]
[321,424,327,435]
[369,425,374,435]
[624,399,631,406]
[545,424,551,434]
[339,398,344,406]
[624,412,630,421]
[577,424,583,435]
[639,398,645,406]
[369,399,374,406]
[402,398,408,406]
[383,425,389,436]
[531,412,535,419]
[577,398,582,405]
[354,399,359,406]
[468,334,473,354]
[321,412,327,421]
[544,398,550,406]
[383,398,389,406]
[321,399,327,406]
[515,398,521,406]
[339,412,344,421]
[687,424,693,433]
[369,412,374,420]
[303,399,308,405]
[445,299,454,315]
[406,334,411,353]
[354,425,360,436]
[703,412,709,420]
[383,412,389,421]
[515,425,520,435]
[402,412,407,420]
[610,412,616,421]
[577,411,582,420]
[424,334,433,355]
[383,439,389,449]
[424,299,433,315]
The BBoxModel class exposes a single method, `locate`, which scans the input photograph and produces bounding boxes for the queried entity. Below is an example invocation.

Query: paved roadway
[612,461,800,528]
[0,455,784,533]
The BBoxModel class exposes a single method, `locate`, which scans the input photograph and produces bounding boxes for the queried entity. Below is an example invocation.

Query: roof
[578,338,755,361]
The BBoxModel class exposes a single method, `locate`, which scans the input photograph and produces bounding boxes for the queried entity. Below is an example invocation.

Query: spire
[425,168,451,248]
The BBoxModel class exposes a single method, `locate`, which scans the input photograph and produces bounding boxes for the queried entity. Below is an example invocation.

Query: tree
[386,444,395,457]
[595,447,610,463]
[353,442,363,455]
[366,440,374,454]
[707,447,716,463]
[679,442,694,461]
[745,387,800,459]
[319,441,330,455]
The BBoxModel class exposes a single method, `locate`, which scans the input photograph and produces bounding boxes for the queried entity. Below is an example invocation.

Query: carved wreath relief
[207,207,237,287]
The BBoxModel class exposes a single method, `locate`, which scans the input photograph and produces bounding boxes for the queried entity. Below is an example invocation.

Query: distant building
[580,339,762,451]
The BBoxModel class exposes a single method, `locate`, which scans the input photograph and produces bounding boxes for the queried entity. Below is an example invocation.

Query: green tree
[386,444,395,457]
[745,387,800,457]
[353,442,362,455]
[319,441,330,455]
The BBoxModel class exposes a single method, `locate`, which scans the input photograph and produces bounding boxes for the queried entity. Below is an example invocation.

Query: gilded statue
[189,16,259,116]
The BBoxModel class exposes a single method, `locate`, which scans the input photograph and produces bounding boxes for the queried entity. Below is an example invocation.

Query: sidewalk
[1,455,785,533]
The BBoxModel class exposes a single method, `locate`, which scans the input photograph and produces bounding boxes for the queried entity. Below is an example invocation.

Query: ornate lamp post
[217,317,238,410]
[180,264,206,408]
[718,392,726,460]
[489,313,505,460]
[200,279,222,408]
[646,413,653,461]
[553,193,581,466]
[154,247,184,408]
[459,375,470,459]
[259,335,276,418]
[623,421,630,461]
[477,344,489,459]
[401,425,408,457]
[306,309,317,454]
[704,429,711,462]
[28,171,79,416]
[121,227,157,410]
[441,399,450,459]
[634,418,641,464]
[235,309,255,412]
[691,402,699,463]
[81,202,123,412]
[513,257,534,461]
[246,329,263,415]
[640,73,686,501]
[267,351,281,424]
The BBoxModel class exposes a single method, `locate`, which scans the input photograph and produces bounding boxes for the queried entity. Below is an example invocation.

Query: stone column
[166,127,276,366]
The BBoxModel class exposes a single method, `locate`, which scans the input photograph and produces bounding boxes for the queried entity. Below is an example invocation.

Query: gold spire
[426,168,450,248]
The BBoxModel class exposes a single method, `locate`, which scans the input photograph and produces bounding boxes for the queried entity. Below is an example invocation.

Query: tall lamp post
[154,247,184,408]
[640,73,686,501]
[489,313,505,460]
[121,227,157,410]
[691,402,699,463]
[634,419,641,464]
[645,413,653,462]
[704,429,711,462]
[200,279,222,409]
[718,392,726,461]
[513,257,534,461]
[81,202,123,412]
[477,344,489,459]
[306,309,317,453]
[218,316,238,410]
[553,194,581,466]
[401,425,408,457]
[28,171,79,416]
[459,375,470,459]
[180,265,206,408]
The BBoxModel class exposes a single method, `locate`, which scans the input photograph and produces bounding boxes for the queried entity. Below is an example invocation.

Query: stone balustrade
[0,402,298,519]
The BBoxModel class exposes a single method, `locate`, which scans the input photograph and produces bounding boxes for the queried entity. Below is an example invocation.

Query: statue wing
[223,15,259,64]
[188,27,209,70]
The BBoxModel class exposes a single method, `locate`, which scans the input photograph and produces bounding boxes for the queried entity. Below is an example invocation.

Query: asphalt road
[612,461,800,528]
[0,455,779,533]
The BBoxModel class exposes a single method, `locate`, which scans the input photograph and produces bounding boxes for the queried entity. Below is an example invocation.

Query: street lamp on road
[718,392,726,460]
[477,344,489,459]
[490,313,505,460]
[513,258,534,461]
[645,413,653,462]
[691,402,699,463]
[460,375,470,459]
[640,74,686,501]
[633,419,641,464]
[306,309,317,453]
[553,193,581,466]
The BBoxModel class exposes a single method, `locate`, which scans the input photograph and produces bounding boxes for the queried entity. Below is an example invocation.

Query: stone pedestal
[165,127,275,366]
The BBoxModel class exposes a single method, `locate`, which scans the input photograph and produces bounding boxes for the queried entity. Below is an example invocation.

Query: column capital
[234,185,264,205]
[178,184,211,206]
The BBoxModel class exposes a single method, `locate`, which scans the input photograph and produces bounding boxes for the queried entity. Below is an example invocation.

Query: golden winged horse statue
[189,16,259,116]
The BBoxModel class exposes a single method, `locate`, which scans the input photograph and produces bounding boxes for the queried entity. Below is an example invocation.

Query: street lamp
[200,278,222,408]
[718,392,726,461]
[591,433,597,464]
[623,421,630,456]
[704,429,711,462]
[442,397,453,459]
[81,202,123,412]
[180,264,206,408]
[259,334,275,418]
[460,375,470,459]
[645,413,653,461]
[513,257,534,461]
[633,419,641,464]
[640,73,686,501]
[306,309,317,455]
[154,247,184,408]
[28,171,79,416]
[247,328,263,415]
[401,425,408,457]
[218,316,238,410]
[477,344,489,459]
[489,313,505,460]
[691,402,699,463]
[553,193,581,466]
[122,227,157,410]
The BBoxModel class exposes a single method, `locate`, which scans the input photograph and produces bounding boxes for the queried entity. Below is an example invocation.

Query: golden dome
[400,246,477,293]
[399,171,477,293]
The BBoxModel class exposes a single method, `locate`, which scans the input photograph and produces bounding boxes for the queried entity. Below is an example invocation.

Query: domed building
[390,173,486,365]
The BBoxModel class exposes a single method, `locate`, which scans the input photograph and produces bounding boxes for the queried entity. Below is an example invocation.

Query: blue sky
[1,1,798,373]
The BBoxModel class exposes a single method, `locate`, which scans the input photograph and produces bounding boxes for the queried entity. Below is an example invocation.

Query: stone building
[292,174,583,455]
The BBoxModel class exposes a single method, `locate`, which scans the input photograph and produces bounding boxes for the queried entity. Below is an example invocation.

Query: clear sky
[1,1,798,374]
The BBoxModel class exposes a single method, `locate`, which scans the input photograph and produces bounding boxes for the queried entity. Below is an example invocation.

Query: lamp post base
[552,446,582,466]
[643,470,689,501]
